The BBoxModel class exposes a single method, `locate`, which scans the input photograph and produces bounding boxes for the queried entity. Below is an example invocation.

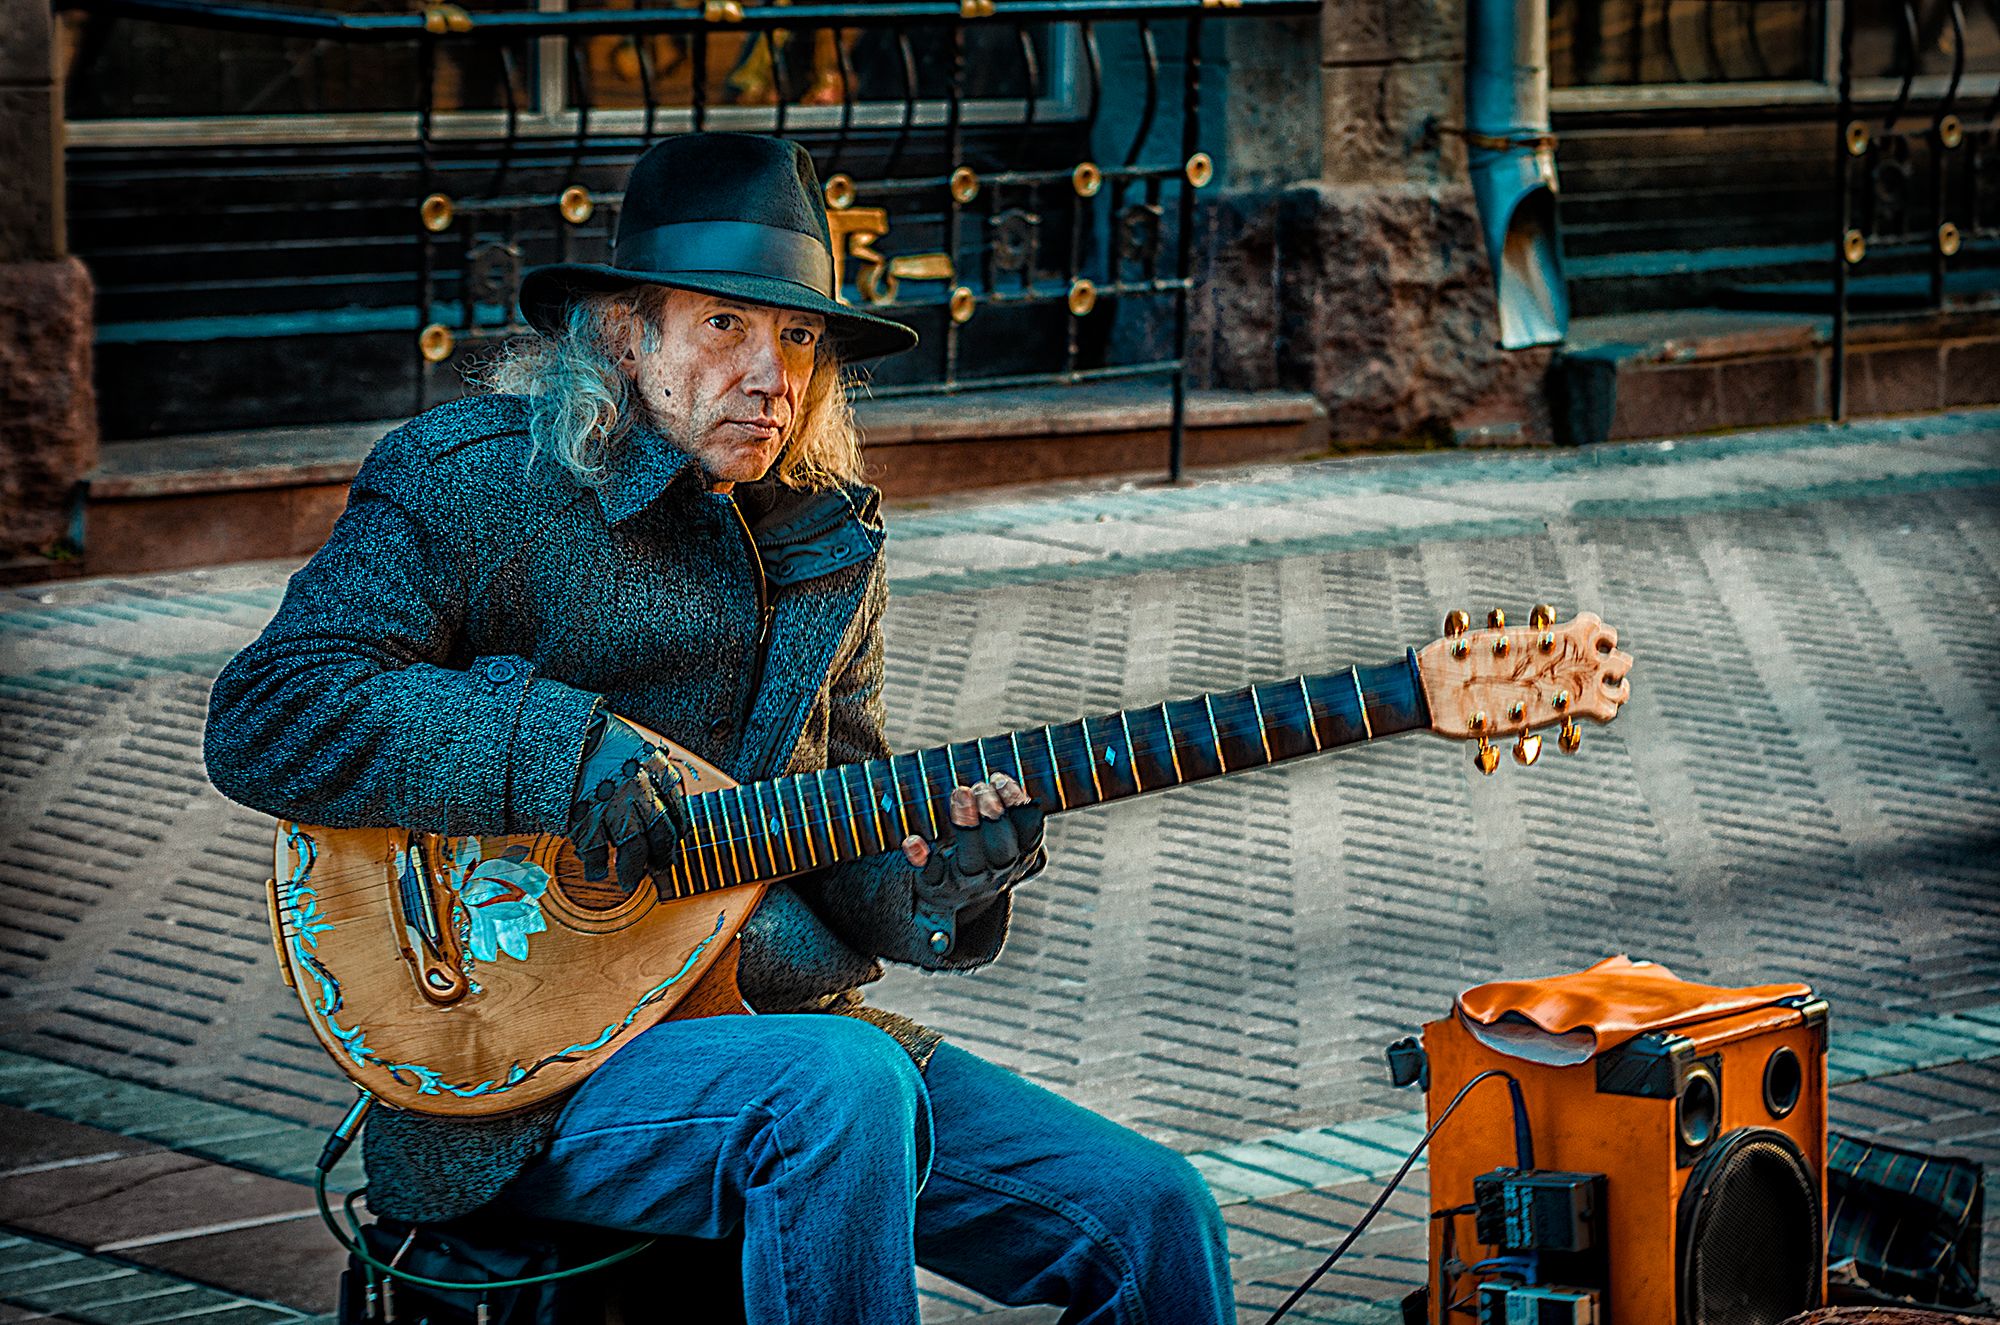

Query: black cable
[1262,1068,1528,1325]
[313,1090,657,1294]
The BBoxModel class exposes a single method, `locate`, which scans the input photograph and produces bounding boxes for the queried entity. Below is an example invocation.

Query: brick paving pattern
[0,410,1995,1323]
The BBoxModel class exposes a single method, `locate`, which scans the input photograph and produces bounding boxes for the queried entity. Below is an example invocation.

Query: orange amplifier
[1414,957,1829,1325]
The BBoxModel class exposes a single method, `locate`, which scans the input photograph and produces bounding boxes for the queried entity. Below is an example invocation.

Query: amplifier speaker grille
[1677,1129,1822,1325]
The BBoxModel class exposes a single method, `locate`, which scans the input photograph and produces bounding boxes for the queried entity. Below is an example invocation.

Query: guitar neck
[662,652,1431,898]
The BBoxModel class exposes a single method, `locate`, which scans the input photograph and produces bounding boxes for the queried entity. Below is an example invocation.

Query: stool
[338,1211,748,1325]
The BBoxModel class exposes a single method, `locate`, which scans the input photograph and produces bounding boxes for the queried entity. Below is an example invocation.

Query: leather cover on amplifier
[1455,955,1813,1065]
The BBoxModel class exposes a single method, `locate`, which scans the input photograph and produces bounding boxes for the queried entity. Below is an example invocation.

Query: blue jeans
[493,1014,1233,1325]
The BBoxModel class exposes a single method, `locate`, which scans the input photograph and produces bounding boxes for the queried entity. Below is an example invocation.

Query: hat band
[615,220,835,298]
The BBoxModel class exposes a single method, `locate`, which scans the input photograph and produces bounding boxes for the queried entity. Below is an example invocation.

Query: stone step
[64,386,1328,581]
[1554,305,2000,444]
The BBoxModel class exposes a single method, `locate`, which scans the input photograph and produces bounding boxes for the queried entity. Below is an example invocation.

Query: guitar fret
[914,747,942,838]
[1009,731,1029,798]
[685,800,714,891]
[786,777,818,868]
[726,788,758,879]
[1119,710,1143,792]
[745,787,772,879]
[699,796,734,885]
[1043,726,1068,809]
[886,759,911,841]
[1202,693,1229,772]
[808,772,848,868]
[838,765,867,858]
[1350,666,1374,740]
[977,739,992,783]
[1081,720,1105,801]
[760,783,796,874]
[1248,686,1275,762]
[1159,701,1185,781]
[1298,676,1322,751]
[849,761,878,855]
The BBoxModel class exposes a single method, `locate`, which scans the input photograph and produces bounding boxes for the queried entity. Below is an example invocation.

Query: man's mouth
[726,418,782,440]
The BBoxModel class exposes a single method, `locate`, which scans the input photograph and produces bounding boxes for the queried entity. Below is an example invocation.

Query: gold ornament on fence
[420,193,455,234]
[559,187,594,225]
[1067,279,1098,317]
[950,167,981,204]
[1845,121,1870,157]
[824,174,857,210]
[419,324,455,363]
[1072,162,1102,198]
[1844,229,1866,264]
[1185,153,1213,188]
[949,287,976,324]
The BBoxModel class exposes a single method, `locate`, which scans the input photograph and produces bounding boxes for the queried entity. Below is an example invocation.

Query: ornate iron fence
[1833,0,2000,416]
[1550,0,1999,422]
[64,0,1312,477]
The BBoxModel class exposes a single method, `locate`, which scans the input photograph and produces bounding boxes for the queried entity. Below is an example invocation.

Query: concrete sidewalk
[2,410,1997,1323]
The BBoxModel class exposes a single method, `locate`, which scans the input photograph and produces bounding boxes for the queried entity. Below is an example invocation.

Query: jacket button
[483,658,519,685]
[708,716,734,741]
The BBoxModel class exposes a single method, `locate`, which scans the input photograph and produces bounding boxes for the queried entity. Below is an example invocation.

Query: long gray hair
[475,287,865,491]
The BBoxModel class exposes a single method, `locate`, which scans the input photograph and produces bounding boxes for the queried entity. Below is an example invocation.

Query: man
[204,133,1233,1323]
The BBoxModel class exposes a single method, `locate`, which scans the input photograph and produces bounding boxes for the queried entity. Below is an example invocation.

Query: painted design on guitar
[281,825,729,1099]
[437,837,551,964]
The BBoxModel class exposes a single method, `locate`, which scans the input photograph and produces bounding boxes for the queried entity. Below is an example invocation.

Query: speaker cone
[1677,1129,1821,1325]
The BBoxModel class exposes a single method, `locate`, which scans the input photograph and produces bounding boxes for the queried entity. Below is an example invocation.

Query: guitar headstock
[1413,606,1632,772]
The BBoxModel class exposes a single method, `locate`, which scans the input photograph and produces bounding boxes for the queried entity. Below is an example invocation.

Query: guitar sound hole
[555,869,650,914]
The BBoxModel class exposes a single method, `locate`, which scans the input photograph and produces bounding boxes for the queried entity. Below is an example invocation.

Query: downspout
[1466,0,1569,348]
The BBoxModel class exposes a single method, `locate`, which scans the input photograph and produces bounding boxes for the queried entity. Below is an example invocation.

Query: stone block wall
[0,0,97,565]
[1192,0,1554,445]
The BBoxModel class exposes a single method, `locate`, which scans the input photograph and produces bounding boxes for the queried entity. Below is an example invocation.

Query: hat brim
[519,263,919,363]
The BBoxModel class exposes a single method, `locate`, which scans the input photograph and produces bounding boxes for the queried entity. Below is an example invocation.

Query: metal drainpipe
[1466,0,1569,348]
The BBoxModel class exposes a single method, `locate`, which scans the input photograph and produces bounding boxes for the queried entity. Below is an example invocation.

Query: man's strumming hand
[566,713,692,897]
[900,772,1046,956]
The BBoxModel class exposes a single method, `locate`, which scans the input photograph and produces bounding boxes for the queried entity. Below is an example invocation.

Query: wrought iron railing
[1550,0,1998,422]
[1832,0,2000,416]
[62,0,1312,477]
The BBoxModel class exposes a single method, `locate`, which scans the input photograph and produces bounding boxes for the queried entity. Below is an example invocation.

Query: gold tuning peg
[1558,718,1581,754]
[1529,603,1556,629]
[1470,710,1498,775]
[1513,732,1542,766]
[1444,610,1470,637]
[1487,608,1506,629]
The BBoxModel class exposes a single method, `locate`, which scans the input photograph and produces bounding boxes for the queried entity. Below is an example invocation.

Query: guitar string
[669,679,1409,864]
[308,680,1411,897]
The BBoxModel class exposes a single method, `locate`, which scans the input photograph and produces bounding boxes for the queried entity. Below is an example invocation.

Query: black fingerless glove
[567,712,692,897]
[912,799,1047,956]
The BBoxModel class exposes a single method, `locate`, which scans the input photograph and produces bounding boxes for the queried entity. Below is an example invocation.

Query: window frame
[64,6,1087,147]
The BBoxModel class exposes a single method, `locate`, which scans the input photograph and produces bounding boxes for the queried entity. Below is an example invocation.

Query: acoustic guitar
[266,606,1631,1118]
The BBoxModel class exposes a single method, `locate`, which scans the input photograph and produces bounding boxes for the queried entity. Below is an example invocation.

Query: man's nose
[739,327,789,400]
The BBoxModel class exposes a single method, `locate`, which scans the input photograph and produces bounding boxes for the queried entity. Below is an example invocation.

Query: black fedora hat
[518,133,918,363]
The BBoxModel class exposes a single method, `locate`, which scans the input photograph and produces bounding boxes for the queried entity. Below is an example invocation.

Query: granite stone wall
[0,0,98,564]
[1193,0,1554,445]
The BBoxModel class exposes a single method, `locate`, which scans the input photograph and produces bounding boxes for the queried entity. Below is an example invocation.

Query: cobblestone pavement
[1,410,1996,1323]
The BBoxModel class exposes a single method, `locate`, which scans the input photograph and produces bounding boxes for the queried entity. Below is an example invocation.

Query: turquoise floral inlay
[282,825,727,1100]
[439,837,551,963]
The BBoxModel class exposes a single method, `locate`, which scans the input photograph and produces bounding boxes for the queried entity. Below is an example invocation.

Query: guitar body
[267,726,774,1118]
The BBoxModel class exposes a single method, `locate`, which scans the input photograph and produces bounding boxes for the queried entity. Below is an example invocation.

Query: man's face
[620,288,825,489]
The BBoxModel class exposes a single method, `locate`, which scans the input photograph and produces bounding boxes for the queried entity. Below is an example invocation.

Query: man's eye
[784,327,819,346]
[707,314,739,331]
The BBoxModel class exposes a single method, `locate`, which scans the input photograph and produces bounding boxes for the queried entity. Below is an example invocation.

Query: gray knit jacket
[203,393,1012,1222]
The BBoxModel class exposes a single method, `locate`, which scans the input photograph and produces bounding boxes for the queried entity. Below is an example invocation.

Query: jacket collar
[593,421,703,527]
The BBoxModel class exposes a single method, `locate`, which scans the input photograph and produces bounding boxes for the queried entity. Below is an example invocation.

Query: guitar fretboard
[659,652,1429,898]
